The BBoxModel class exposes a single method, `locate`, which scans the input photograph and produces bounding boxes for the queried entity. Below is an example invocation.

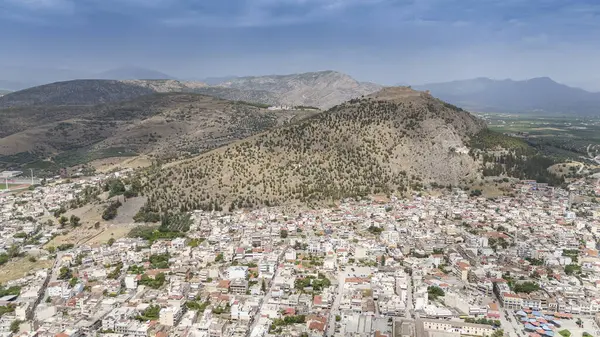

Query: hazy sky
[1,0,600,89]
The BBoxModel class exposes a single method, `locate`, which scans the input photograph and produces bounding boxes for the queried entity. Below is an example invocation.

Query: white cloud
[161,0,390,28]
[4,0,74,11]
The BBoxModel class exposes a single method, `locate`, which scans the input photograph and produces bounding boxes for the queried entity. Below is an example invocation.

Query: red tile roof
[217,280,231,289]
[309,321,326,332]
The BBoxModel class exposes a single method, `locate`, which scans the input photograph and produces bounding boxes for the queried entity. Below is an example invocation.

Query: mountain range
[0,71,381,110]
[3,65,600,114]
[2,67,576,211]
[0,66,178,91]
[95,66,176,80]
[215,71,382,109]
[414,77,600,115]
[0,71,382,173]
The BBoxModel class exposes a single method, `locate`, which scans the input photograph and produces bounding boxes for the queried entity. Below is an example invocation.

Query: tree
[336,315,341,322]
[261,279,267,293]
[0,254,9,266]
[280,229,288,239]
[513,281,540,294]
[58,266,72,280]
[564,264,581,275]
[57,243,74,251]
[427,286,445,300]
[470,189,482,197]
[149,253,170,269]
[0,286,21,297]
[69,215,81,227]
[58,216,68,227]
[381,255,386,266]
[47,246,56,254]
[105,178,126,198]
[186,300,210,312]
[94,222,100,229]
[491,329,504,337]
[188,238,204,248]
[136,304,161,321]
[102,201,122,221]
[69,277,79,287]
[559,330,572,337]
[7,245,20,258]
[10,320,20,333]
[367,225,383,235]
[107,238,115,246]
[139,273,165,289]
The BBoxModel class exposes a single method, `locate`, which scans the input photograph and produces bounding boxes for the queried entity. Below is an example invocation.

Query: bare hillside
[217,70,382,109]
[0,93,318,164]
[140,87,485,212]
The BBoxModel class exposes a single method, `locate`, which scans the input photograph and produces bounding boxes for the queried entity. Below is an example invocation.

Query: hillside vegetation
[0,80,156,108]
[191,87,281,106]
[0,93,318,172]
[139,87,485,212]
[469,129,564,185]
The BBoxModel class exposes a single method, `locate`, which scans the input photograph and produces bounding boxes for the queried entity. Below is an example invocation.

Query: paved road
[500,309,528,337]
[406,276,413,318]
[587,145,600,165]
[31,252,64,320]
[246,246,288,337]
[326,270,345,336]
[574,162,585,174]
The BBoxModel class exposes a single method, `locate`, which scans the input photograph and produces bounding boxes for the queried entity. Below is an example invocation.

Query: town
[0,170,599,337]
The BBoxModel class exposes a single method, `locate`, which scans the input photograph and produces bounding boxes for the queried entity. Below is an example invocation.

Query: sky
[1,0,600,89]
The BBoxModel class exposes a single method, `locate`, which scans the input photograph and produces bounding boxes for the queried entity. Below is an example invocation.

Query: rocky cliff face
[217,70,382,109]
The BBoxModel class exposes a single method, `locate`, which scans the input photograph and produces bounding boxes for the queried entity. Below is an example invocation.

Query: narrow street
[405,276,413,318]
[246,246,288,337]
[499,309,522,337]
[30,252,63,321]
[326,271,345,336]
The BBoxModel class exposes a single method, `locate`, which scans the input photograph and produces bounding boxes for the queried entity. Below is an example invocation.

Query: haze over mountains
[0,66,179,91]
[3,65,600,115]
[415,77,600,115]
[95,66,176,81]
[216,71,382,109]
[1,66,582,209]
[0,71,381,172]
[0,71,380,110]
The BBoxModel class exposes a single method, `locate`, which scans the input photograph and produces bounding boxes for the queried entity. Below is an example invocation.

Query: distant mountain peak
[96,66,175,80]
[414,76,600,115]
[527,76,555,83]
[215,70,382,109]
[368,86,423,101]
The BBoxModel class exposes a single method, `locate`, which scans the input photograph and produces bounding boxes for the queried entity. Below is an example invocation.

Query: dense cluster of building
[0,170,598,337]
